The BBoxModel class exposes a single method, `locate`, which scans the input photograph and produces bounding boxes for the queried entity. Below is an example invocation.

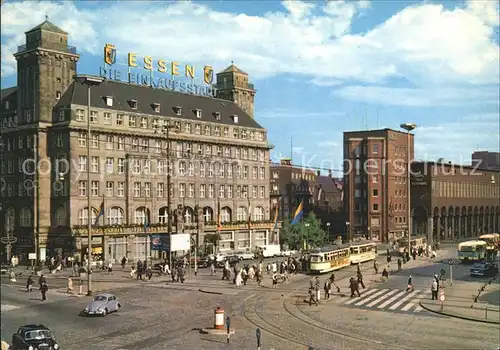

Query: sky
[1,0,499,175]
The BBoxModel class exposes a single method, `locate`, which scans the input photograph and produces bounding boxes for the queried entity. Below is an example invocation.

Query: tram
[479,233,500,252]
[309,244,351,274]
[397,235,427,253]
[349,241,377,264]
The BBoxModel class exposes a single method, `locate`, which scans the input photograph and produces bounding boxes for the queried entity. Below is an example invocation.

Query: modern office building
[343,128,414,243]
[0,20,275,263]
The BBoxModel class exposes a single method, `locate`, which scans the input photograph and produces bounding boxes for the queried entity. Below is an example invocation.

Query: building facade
[0,20,276,263]
[313,173,345,241]
[411,161,500,244]
[344,128,414,243]
[472,151,500,171]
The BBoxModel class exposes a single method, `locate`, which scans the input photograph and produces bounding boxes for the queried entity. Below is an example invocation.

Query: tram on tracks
[349,241,377,264]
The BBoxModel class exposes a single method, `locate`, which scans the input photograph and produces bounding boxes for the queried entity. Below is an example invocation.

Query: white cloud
[317,140,340,148]
[0,0,497,106]
[259,108,346,119]
[334,85,500,107]
[415,113,500,164]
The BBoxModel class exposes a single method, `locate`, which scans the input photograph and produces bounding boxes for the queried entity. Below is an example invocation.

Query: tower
[14,18,80,124]
[216,64,256,118]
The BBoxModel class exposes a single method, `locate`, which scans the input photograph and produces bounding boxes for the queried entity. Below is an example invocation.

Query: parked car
[11,324,59,350]
[280,250,297,257]
[83,293,121,316]
[469,262,499,277]
[208,253,227,263]
[189,256,210,268]
[235,251,254,260]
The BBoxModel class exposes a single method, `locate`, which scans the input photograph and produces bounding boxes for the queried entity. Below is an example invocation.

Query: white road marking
[344,288,378,305]
[377,290,406,309]
[366,289,399,307]
[354,289,389,306]
[1,304,21,312]
[389,290,420,310]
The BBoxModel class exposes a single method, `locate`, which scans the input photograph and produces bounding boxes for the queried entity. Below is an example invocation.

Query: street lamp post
[154,122,180,272]
[400,123,416,257]
[326,222,331,242]
[304,223,310,250]
[74,75,104,296]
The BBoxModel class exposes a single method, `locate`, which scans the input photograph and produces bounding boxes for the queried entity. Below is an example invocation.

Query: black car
[469,262,499,277]
[11,324,59,350]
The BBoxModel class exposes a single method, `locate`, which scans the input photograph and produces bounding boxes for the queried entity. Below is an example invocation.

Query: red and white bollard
[214,307,225,330]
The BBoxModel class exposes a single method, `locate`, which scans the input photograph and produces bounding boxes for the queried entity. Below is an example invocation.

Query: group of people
[25,274,49,301]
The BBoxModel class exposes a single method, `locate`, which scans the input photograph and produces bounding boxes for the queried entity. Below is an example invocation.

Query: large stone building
[0,20,275,263]
[411,161,500,244]
[344,128,414,243]
[472,151,500,171]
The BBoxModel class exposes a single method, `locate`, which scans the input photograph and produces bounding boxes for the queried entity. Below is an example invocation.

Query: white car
[235,251,254,260]
[209,253,227,262]
[280,250,297,257]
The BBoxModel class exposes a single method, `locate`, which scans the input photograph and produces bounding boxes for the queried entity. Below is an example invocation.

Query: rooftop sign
[99,44,217,97]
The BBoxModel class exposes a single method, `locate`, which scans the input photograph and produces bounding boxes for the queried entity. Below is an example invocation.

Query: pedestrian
[349,277,360,297]
[210,261,216,276]
[431,279,438,300]
[373,260,379,274]
[9,270,17,282]
[324,279,331,300]
[121,256,127,269]
[381,268,389,283]
[397,258,402,272]
[67,276,73,294]
[38,274,46,289]
[26,274,34,292]
[241,268,248,286]
[40,282,48,301]
[357,269,365,289]
[308,287,318,306]
[406,275,413,292]
[272,272,278,289]
[108,261,113,274]
[235,272,243,288]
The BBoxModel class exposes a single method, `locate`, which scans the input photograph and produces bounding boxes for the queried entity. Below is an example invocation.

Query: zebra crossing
[336,287,429,314]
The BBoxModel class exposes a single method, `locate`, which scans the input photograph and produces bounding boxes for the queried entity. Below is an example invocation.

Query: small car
[83,293,121,316]
[235,251,254,260]
[11,324,59,350]
[469,262,499,277]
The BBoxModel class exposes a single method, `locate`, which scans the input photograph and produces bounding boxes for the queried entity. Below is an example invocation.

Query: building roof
[219,64,248,75]
[26,20,68,35]
[315,175,343,193]
[0,87,17,101]
[344,128,413,136]
[56,78,264,129]
[412,160,499,173]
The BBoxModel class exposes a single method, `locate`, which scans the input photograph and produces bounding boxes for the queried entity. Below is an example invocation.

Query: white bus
[349,241,377,264]
[457,240,487,262]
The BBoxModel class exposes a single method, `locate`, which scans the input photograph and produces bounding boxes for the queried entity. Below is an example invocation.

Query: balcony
[204,221,277,230]
[71,223,174,236]
[17,44,77,54]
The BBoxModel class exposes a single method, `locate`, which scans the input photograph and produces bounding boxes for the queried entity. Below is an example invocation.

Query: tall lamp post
[326,222,331,242]
[74,75,103,296]
[154,122,180,272]
[400,123,416,257]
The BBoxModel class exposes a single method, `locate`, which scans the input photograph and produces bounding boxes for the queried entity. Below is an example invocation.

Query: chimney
[328,169,332,178]
[316,170,320,176]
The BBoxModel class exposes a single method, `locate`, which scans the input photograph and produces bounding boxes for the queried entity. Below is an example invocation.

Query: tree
[279,213,327,250]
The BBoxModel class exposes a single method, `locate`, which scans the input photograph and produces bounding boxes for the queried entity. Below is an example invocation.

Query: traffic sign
[0,236,17,244]
[448,259,454,265]
[440,268,446,276]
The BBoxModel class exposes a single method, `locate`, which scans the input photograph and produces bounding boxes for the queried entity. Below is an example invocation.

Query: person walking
[431,278,438,300]
[272,272,278,289]
[373,260,379,274]
[210,261,216,276]
[349,277,360,297]
[108,261,113,274]
[357,269,365,289]
[26,274,34,292]
[397,258,402,272]
[406,275,413,292]
[67,276,73,294]
[381,268,389,283]
[40,282,48,301]
[324,279,331,300]
[308,287,318,306]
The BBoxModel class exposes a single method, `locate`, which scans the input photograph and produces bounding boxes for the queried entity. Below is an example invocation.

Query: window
[134,207,149,225]
[90,111,98,123]
[132,159,140,174]
[129,100,138,109]
[214,112,221,120]
[373,204,379,211]
[237,207,248,221]
[133,182,141,197]
[105,157,114,173]
[107,207,124,225]
[105,96,113,107]
[141,139,148,152]
[179,162,186,176]
[179,183,185,197]
[221,207,231,222]
[200,184,206,198]
[117,158,125,174]
[183,207,194,223]
[243,166,248,179]
[106,136,113,150]
[355,189,361,198]
[195,124,201,134]
[188,162,194,176]
[219,185,225,198]
[241,130,247,139]
[91,181,99,196]
[175,106,182,115]
[217,146,222,156]
[78,155,87,171]
[78,132,86,147]
[373,144,380,154]
[54,206,67,226]
[91,133,99,148]
[227,185,233,198]
[129,116,136,127]
[372,189,378,197]
[140,117,148,128]
[227,164,232,178]
[157,183,164,197]
[223,127,229,137]
[252,207,264,222]
[372,175,378,183]
[252,186,257,198]
[58,110,65,121]
[232,115,239,124]
[208,164,214,177]
[195,109,202,118]
[78,207,97,225]
[20,207,32,227]
[152,103,160,112]
[184,123,192,133]
[188,183,195,198]
[143,159,150,174]
[260,186,265,198]
[204,125,211,135]
[106,181,114,196]
[144,182,151,197]
[117,182,125,197]
[91,156,99,172]
[76,109,85,122]
[78,181,87,196]
[252,167,257,180]
[116,114,124,126]
[56,91,61,99]
[200,163,205,177]
[214,126,221,136]
[208,184,214,198]
[158,207,168,224]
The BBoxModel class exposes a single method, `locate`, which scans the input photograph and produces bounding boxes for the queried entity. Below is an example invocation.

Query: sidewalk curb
[199,289,224,295]
[418,301,500,325]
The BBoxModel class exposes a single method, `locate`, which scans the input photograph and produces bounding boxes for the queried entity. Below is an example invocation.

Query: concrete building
[0,20,275,263]
[472,151,500,171]
[411,161,500,243]
[343,128,414,243]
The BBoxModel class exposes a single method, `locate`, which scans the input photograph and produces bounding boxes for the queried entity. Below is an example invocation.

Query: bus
[457,240,487,262]
[309,245,350,274]
[349,241,377,264]
[397,235,427,253]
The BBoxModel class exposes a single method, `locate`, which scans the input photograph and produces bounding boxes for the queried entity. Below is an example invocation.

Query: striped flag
[94,196,105,226]
[290,200,304,225]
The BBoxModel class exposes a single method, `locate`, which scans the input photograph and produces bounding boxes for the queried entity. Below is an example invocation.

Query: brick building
[313,173,345,241]
[0,20,275,263]
[344,128,414,243]
[472,151,500,171]
[411,161,500,244]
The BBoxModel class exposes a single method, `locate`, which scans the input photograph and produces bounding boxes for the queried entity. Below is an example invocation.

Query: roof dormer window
[174,106,182,116]
[129,99,138,109]
[105,96,113,107]
[231,115,239,124]
[214,112,221,121]
[5,101,9,110]
[152,103,160,113]
[195,109,202,118]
